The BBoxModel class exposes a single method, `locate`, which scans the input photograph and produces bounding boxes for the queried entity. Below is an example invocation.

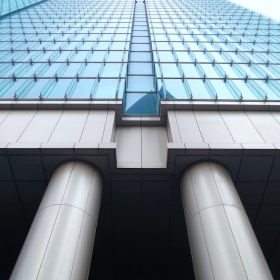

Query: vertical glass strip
[123,1,159,116]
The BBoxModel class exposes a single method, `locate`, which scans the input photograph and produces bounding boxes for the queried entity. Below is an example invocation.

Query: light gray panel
[85,171,103,223]
[200,206,248,280]
[225,206,273,280]
[0,110,11,125]
[18,110,62,143]
[180,171,198,225]
[70,214,96,280]
[0,110,37,142]
[220,111,264,143]
[167,117,172,142]
[209,163,244,210]
[49,110,89,142]
[37,206,84,280]
[270,111,280,124]
[62,162,93,211]
[142,127,167,168]
[167,111,181,142]
[115,127,141,168]
[175,111,203,143]
[102,110,115,142]
[194,111,234,143]
[181,162,273,280]
[188,215,215,280]
[246,112,280,143]
[80,110,108,143]
[10,206,61,280]
[11,162,102,280]
[39,162,74,210]
[189,162,222,211]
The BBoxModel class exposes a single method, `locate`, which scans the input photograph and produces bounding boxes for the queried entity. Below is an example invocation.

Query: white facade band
[10,161,103,280]
[180,162,273,280]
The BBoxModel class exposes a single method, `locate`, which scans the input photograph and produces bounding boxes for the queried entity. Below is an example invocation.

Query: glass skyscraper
[1,0,280,112]
[1,0,280,279]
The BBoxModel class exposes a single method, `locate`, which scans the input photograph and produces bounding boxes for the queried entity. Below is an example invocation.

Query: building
[0,0,280,278]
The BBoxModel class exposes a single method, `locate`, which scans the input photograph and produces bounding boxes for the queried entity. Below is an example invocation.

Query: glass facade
[0,0,44,16]
[0,0,280,113]
[0,0,132,99]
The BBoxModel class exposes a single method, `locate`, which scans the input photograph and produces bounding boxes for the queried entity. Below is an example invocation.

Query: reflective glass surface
[0,0,279,104]
[0,0,132,99]
[147,0,280,101]
[0,0,44,16]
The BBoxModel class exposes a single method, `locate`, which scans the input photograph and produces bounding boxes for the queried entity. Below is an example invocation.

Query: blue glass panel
[128,63,153,75]
[165,79,188,99]
[24,79,49,98]
[127,76,155,91]
[82,64,100,77]
[255,81,280,100]
[210,80,235,99]
[130,43,150,51]
[161,64,180,78]
[188,80,213,99]
[102,63,123,77]
[130,52,151,61]
[124,93,159,116]
[233,80,258,100]
[95,79,118,98]
[131,37,150,43]
[69,79,96,98]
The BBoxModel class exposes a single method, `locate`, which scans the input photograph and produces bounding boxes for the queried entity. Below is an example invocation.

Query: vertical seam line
[189,168,216,280]
[174,111,183,142]
[193,111,205,143]
[16,110,38,142]
[46,109,64,142]
[219,111,236,143]
[36,162,75,279]
[208,162,249,279]
[0,109,12,126]
[101,110,109,143]
[69,168,95,279]
[78,109,90,142]
[244,111,266,143]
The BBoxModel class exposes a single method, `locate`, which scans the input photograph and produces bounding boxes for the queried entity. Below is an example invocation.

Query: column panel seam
[35,162,75,279]
[208,162,249,280]
[188,168,216,280]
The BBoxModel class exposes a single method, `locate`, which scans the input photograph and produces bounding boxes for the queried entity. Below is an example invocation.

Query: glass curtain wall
[149,0,280,100]
[0,0,132,99]
[0,0,279,102]
[0,0,45,17]
[124,1,159,115]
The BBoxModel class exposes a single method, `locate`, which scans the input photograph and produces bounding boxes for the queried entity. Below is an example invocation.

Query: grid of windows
[149,0,280,100]
[0,0,132,99]
[0,0,279,102]
[0,0,44,16]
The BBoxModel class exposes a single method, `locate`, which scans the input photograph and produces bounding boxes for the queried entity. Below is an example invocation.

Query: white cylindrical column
[180,162,273,280]
[10,161,102,280]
